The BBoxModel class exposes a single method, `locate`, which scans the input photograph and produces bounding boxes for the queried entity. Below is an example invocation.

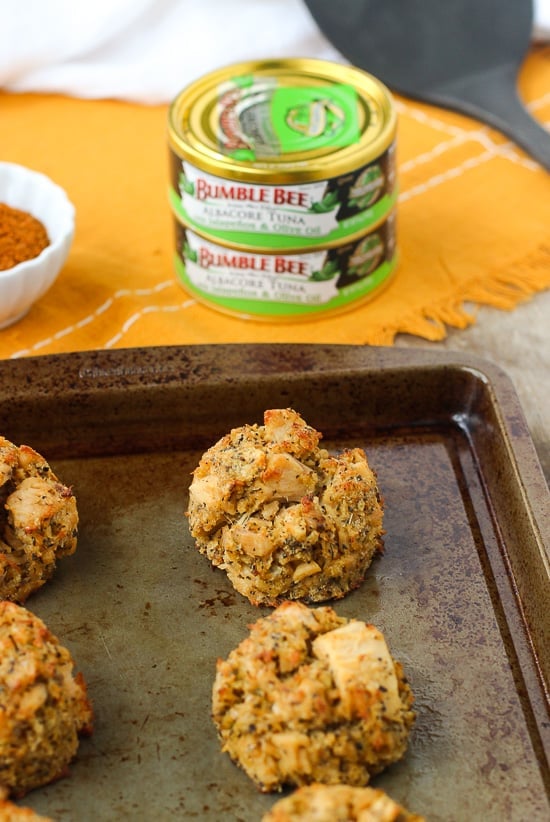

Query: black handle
[433,64,550,171]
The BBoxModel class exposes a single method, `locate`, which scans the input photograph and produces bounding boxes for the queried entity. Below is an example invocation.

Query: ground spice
[0,202,50,270]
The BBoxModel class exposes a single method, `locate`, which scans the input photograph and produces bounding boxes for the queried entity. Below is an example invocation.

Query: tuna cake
[186,408,384,606]
[0,797,54,821]
[0,601,93,799]
[212,601,415,793]
[262,784,425,822]
[0,436,78,603]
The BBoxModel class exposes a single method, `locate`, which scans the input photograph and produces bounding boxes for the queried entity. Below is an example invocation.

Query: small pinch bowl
[0,162,75,329]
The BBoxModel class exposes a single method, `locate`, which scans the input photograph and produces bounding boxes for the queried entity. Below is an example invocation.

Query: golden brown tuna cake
[262,784,426,821]
[0,601,93,799]
[0,797,54,821]
[212,601,415,793]
[0,436,78,603]
[187,408,384,605]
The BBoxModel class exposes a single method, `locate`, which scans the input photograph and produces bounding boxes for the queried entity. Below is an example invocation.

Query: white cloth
[0,0,342,104]
[534,0,550,38]
[0,0,548,105]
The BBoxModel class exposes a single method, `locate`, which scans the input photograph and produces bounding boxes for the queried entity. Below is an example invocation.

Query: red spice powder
[0,202,50,270]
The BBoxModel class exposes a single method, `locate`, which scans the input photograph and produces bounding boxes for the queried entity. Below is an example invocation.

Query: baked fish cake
[0,601,93,799]
[187,408,384,605]
[0,436,78,603]
[0,797,54,821]
[212,601,415,793]
[262,784,425,821]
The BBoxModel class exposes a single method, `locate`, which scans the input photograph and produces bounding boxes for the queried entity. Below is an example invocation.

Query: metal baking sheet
[0,344,548,822]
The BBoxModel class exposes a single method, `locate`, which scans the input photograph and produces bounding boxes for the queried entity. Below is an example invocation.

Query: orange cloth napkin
[1,45,549,359]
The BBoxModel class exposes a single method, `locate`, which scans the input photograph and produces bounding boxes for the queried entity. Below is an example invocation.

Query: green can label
[169,147,396,251]
[173,215,397,319]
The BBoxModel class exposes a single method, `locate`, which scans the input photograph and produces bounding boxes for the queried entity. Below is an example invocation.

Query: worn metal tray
[0,344,548,822]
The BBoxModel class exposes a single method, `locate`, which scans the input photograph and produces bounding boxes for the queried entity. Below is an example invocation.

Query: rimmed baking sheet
[0,344,548,821]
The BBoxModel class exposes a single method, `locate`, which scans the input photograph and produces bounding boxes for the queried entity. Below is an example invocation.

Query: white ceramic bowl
[0,162,75,329]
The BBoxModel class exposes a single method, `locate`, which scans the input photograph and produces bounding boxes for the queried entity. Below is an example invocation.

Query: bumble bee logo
[285,98,346,140]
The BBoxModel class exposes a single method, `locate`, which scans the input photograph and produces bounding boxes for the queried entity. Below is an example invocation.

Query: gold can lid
[168,58,396,184]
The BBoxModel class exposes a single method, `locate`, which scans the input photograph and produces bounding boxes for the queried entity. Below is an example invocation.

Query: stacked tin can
[168,58,397,320]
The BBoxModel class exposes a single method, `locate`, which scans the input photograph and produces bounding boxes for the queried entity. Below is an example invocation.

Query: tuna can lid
[168,58,396,184]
